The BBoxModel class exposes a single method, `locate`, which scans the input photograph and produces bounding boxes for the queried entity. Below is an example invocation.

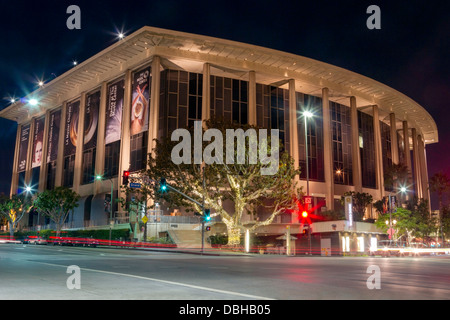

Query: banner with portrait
[17,124,30,172]
[31,116,45,168]
[130,67,151,136]
[84,91,100,150]
[47,109,61,163]
[105,79,124,145]
[64,100,80,157]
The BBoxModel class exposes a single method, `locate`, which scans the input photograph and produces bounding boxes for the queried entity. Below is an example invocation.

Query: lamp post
[96,174,114,246]
[303,111,314,198]
[387,186,407,244]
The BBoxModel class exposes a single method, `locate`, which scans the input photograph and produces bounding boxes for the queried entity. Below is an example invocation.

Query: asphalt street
[1,243,449,301]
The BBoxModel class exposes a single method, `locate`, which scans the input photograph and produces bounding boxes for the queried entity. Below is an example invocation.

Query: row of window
[22,68,400,192]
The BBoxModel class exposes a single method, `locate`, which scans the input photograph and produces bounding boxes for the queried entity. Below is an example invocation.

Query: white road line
[34,261,274,300]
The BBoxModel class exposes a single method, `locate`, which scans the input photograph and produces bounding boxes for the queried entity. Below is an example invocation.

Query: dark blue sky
[0,0,448,208]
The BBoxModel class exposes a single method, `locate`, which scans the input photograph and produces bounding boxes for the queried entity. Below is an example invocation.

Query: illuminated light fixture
[118,33,125,40]
[400,186,407,193]
[303,110,313,118]
[336,169,342,175]
[302,211,308,218]
[29,99,38,106]
[38,81,44,87]
[10,98,15,103]
[73,60,78,66]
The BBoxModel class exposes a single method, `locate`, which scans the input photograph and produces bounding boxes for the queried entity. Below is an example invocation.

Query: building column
[73,92,86,193]
[38,111,51,192]
[402,121,413,193]
[389,113,399,165]
[418,135,429,202]
[373,105,384,197]
[24,120,35,188]
[94,82,108,195]
[148,56,161,157]
[322,88,334,210]
[10,124,22,196]
[248,71,257,126]
[350,96,362,192]
[201,62,211,128]
[288,80,300,209]
[55,102,67,187]
[411,128,422,198]
[119,69,133,178]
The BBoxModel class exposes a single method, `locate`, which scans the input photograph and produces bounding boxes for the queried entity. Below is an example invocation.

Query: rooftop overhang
[0,26,438,144]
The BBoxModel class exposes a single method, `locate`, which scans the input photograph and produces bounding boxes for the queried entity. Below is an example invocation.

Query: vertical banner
[47,109,61,163]
[84,91,100,149]
[32,117,45,168]
[105,79,125,145]
[18,124,31,172]
[64,100,80,157]
[130,67,151,136]
[344,195,353,228]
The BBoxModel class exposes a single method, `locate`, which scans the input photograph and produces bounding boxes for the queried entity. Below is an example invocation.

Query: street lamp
[302,110,314,197]
[96,174,114,246]
[387,186,407,244]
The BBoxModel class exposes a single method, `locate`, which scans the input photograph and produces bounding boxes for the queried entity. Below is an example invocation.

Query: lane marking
[34,261,274,300]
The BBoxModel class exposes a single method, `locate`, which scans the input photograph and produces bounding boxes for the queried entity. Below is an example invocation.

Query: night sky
[0,0,448,208]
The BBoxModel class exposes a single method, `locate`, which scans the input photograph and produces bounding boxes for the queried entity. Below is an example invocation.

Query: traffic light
[159,178,168,193]
[203,209,211,222]
[122,170,130,185]
[205,226,211,231]
[302,211,308,218]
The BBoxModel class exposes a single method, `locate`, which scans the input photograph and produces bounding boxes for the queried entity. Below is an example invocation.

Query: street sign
[130,182,141,189]
[304,196,312,204]
[142,216,148,224]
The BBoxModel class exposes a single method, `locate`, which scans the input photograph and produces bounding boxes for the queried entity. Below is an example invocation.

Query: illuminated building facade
[0,27,438,233]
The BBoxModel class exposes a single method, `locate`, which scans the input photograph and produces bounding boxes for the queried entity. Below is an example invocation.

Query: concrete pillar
[350,97,362,192]
[73,92,86,193]
[38,111,51,192]
[24,120,35,188]
[55,102,67,187]
[411,128,422,198]
[389,113,399,165]
[119,70,133,178]
[248,71,257,126]
[372,105,384,197]
[10,124,21,196]
[402,121,413,190]
[288,79,299,171]
[322,88,334,210]
[148,56,161,156]
[418,135,429,202]
[94,82,108,195]
[201,62,211,128]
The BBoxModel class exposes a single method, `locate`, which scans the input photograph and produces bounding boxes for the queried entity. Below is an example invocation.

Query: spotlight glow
[29,99,38,106]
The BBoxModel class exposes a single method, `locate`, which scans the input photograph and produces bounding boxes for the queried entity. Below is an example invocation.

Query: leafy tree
[340,191,373,221]
[0,194,31,238]
[123,118,301,246]
[33,186,80,236]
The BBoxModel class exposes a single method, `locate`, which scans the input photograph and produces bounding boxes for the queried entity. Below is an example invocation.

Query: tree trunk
[226,225,241,246]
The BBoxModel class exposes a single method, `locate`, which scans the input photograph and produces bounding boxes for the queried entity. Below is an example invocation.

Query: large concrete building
[0,26,438,237]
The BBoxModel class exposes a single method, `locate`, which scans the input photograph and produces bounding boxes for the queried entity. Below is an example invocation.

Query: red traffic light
[122,170,130,185]
[302,211,308,218]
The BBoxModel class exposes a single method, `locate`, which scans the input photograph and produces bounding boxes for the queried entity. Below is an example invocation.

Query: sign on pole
[130,182,141,189]
[344,196,353,228]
